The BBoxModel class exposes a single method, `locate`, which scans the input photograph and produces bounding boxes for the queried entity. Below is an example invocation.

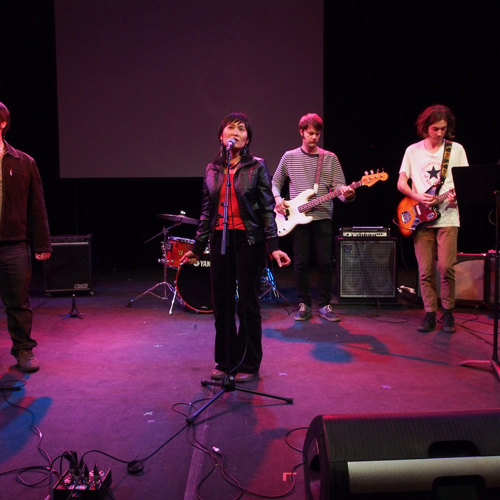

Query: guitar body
[275,171,388,236]
[275,188,315,236]
[396,196,440,237]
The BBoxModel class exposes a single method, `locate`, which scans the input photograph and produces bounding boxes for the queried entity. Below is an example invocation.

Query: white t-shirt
[399,140,469,227]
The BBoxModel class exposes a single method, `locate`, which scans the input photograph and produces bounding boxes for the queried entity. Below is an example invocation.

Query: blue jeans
[293,219,333,307]
[0,242,37,356]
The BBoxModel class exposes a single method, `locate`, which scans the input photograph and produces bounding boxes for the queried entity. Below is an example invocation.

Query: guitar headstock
[361,169,388,187]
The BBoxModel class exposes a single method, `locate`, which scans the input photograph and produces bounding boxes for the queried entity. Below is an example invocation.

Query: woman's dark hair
[416,104,456,139]
[0,101,11,138]
[213,112,252,165]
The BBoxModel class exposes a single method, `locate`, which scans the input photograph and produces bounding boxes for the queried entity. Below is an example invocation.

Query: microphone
[226,138,236,150]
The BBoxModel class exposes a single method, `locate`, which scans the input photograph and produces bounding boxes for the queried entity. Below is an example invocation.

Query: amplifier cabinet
[453,253,486,305]
[43,235,94,294]
[336,237,397,302]
[419,253,487,305]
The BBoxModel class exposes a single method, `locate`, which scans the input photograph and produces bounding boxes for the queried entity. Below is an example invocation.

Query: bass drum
[176,255,213,314]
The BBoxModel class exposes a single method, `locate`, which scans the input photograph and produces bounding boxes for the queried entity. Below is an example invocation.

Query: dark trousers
[0,242,37,356]
[210,230,266,374]
[293,219,333,307]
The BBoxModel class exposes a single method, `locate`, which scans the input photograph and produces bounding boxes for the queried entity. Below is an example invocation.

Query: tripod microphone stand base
[186,375,293,425]
[459,359,500,380]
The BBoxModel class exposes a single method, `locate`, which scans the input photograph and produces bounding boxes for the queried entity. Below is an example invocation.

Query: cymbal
[158,213,198,225]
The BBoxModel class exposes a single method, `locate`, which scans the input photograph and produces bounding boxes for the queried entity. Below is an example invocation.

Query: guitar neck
[298,180,363,213]
[435,188,455,205]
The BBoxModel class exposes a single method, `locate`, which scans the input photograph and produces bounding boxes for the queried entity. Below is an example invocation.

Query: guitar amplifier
[340,226,391,238]
[336,236,397,302]
[418,253,487,305]
[43,235,94,294]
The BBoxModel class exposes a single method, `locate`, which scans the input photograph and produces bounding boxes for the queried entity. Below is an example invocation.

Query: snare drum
[176,255,213,314]
[166,236,195,269]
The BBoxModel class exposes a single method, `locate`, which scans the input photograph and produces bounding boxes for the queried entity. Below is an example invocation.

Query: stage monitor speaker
[336,237,397,302]
[43,235,94,294]
[303,409,500,500]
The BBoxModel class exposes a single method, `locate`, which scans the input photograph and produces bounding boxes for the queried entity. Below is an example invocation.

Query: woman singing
[181,112,290,382]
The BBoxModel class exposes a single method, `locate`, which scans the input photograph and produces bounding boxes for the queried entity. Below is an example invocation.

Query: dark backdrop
[1,0,499,272]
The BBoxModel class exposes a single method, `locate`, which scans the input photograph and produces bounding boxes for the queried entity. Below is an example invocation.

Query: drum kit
[126,212,213,314]
[127,212,287,314]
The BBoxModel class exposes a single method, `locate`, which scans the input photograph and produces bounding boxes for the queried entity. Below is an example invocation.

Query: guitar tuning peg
[364,171,368,176]
[370,169,374,174]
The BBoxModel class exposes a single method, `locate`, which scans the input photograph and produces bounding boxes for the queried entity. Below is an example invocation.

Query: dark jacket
[0,141,52,253]
[192,155,279,256]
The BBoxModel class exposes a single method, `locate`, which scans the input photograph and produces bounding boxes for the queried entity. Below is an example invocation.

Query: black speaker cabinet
[486,250,500,307]
[303,410,500,500]
[336,237,397,302]
[43,235,94,294]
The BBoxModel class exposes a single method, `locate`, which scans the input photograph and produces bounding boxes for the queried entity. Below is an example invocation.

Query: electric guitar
[275,170,388,237]
[396,187,456,237]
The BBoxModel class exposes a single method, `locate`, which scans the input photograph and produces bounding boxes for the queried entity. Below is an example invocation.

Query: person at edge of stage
[272,112,355,322]
[0,101,52,372]
[397,104,469,333]
[180,112,291,383]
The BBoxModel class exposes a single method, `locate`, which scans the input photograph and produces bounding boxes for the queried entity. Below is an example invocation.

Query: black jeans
[210,230,266,374]
[292,219,333,307]
[0,242,37,356]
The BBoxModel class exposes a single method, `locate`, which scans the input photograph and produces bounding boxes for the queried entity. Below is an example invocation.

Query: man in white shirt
[398,104,469,333]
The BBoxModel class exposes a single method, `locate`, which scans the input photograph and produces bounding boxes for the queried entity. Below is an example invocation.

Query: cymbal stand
[126,224,184,314]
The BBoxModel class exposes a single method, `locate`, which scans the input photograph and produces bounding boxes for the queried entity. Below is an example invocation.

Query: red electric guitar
[396,186,456,237]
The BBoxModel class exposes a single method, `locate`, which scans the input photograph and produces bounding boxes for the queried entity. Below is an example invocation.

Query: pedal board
[53,468,112,499]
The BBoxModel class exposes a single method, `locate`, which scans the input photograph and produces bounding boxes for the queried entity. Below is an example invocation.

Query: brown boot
[16,350,40,373]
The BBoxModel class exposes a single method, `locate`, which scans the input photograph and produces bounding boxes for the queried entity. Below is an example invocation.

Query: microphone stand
[187,145,293,425]
[459,190,500,379]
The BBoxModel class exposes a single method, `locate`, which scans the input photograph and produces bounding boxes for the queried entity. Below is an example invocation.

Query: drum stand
[259,266,289,305]
[126,225,184,314]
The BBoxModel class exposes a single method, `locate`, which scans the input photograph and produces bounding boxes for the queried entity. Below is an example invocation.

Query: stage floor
[1,265,500,499]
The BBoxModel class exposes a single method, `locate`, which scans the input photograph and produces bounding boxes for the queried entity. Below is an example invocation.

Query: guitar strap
[435,140,452,195]
[313,148,325,194]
